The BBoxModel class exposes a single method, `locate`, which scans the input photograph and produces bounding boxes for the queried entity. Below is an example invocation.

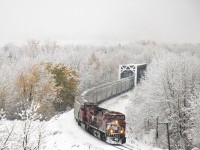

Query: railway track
[114,144,134,150]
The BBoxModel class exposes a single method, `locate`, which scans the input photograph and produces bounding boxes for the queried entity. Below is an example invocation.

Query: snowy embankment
[45,92,162,150]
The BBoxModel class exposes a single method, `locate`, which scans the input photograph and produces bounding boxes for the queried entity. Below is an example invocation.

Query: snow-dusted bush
[17,103,47,150]
[0,104,48,150]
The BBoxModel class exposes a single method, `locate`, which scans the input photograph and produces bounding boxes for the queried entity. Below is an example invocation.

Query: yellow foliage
[16,64,40,100]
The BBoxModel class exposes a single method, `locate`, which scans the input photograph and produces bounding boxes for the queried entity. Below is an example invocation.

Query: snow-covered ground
[45,92,162,150]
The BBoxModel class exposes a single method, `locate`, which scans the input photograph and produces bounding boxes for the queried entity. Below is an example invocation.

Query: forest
[0,40,200,149]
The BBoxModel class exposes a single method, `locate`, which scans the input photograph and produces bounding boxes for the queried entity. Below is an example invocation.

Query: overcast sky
[0,0,200,45]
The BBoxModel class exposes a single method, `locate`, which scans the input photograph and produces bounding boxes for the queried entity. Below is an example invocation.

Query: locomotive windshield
[116,116,125,120]
[106,115,125,120]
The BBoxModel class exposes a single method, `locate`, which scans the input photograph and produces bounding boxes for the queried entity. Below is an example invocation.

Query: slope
[45,92,162,150]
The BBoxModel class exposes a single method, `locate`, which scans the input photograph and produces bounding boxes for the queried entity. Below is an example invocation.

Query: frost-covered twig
[18,102,47,150]
[1,123,15,150]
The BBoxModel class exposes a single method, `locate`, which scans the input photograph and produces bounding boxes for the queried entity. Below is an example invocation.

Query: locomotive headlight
[115,120,118,125]
[120,130,124,134]
[110,129,114,133]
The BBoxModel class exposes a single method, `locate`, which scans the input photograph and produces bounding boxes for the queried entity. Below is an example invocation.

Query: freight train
[74,76,135,144]
[74,63,146,144]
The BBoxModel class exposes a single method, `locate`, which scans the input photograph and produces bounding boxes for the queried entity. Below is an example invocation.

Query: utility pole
[156,117,159,139]
[158,121,171,150]
[166,123,170,150]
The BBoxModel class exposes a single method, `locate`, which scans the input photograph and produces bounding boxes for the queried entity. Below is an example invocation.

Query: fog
[0,0,200,45]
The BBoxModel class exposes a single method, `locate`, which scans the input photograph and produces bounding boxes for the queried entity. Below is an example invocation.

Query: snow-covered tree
[41,39,60,55]
[24,39,40,59]
[127,52,200,149]
[1,40,200,122]
[14,63,61,119]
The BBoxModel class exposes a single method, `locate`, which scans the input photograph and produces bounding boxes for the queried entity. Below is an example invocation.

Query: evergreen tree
[45,62,79,111]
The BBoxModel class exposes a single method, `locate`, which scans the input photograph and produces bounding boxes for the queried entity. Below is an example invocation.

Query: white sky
[0,0,200,45]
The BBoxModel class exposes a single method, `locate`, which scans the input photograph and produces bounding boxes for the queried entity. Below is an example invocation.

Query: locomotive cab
[104,112,126,144]
[79,102,126,144]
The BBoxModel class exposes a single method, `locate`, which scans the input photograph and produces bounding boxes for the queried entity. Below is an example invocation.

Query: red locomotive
[78,102,126,144]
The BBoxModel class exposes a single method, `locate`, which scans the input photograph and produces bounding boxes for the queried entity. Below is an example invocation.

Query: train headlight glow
[120,130,124,134]
[115,120,118,125]
[110,129,114,133]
